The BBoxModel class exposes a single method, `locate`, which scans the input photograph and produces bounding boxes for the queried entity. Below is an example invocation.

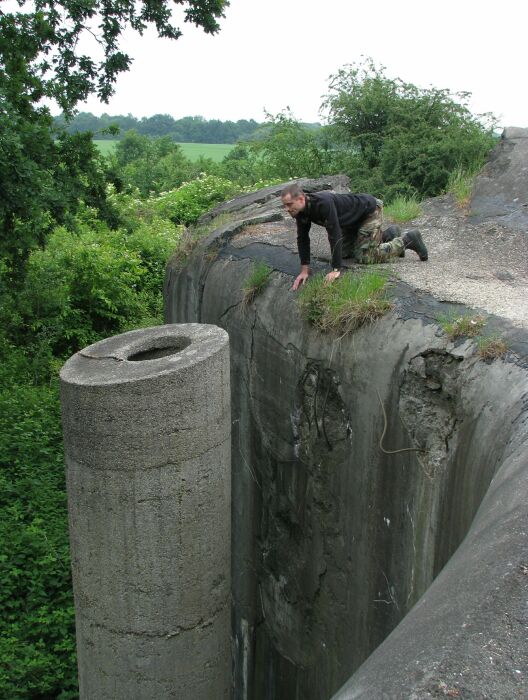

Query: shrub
[153,174,240,226]
[322,58,497,200]
[298,269,393,334]
[0,352,77,698]
[16,212,181,368]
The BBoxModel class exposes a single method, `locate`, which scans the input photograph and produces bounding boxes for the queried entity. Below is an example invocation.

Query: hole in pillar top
[127,336,192,362]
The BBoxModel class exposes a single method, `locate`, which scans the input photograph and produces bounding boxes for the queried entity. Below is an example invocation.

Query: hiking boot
[402,229,428,261]
[382,225,404,257]
[382,224,402,242]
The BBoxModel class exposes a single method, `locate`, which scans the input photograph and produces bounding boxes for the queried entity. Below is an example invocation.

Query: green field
[93,140,234,162]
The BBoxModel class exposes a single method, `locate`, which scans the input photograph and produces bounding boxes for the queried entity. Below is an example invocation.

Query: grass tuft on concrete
[446,163,482,207]
[384,196,422,223]
[437,311,486,340]
[242,262,273,305]
[477,335,509,360]
[298,269,393,335]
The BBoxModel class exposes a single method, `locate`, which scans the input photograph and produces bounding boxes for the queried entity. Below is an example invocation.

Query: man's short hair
[281,183,304,199]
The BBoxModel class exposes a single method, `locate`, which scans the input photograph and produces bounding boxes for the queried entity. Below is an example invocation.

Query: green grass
[93,139,117,155]
[177,142,233,162]
[437,311,486,340]
[298,269,393,335]
[384,196,422,223]
[242,262,273,305]
[446,164,481,207]
[477,334,509,360]
[93,140,233,162]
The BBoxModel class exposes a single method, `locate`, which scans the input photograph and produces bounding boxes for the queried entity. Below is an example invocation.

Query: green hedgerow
[298,269,393,335]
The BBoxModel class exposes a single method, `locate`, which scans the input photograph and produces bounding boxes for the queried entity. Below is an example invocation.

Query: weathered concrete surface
[60,324,231,700]
[164,140,528,699]
[469,126,528,230]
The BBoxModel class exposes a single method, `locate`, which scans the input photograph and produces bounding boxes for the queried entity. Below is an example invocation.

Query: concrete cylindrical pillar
[60,324,231,699]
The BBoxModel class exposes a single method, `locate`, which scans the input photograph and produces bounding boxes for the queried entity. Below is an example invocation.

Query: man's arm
[293,217,311,290]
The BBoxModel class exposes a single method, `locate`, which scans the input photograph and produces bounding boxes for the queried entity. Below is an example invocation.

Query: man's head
[281,183,306,218]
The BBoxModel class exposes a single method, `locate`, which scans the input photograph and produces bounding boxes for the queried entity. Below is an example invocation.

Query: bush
[110,131,195,195]
[322,58,497,200]
[0,346,77,698]
[153,174,240,226]
[15,210,181,369]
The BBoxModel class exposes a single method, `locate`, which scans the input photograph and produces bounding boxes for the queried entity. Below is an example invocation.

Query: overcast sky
[75,0,527,129]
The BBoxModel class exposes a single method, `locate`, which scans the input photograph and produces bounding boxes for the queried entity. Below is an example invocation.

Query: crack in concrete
[78,351,124,361]
[68,435,230,472]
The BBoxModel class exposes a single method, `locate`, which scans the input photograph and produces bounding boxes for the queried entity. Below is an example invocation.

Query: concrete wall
[60,324,231,699]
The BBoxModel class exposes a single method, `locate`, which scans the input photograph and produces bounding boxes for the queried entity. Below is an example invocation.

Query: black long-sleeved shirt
[295,191,377,268]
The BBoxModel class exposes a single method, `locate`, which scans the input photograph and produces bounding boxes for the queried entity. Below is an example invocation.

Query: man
[281,183,428,290]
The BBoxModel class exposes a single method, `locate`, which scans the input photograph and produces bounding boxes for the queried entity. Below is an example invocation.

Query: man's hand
[324,270,341,285]
[292,266,310,291]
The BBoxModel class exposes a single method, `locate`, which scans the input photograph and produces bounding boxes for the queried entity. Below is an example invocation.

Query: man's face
[282,192,306,218]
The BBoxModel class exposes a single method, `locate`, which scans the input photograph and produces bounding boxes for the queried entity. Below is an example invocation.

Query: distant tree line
[53,113,268,143]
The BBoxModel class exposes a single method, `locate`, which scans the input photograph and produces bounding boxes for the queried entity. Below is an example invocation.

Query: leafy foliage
[1,0,228,115]
[245,111,335,181]
[322,58,497,200]
[0,99,111,267]
[15,207,181,369]
[109,131,197,195]
[153,174,240,225]
[0,344,77,698]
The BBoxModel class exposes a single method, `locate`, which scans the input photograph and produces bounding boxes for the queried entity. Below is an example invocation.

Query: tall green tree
[0,0,229,265]
[1,0,228,114]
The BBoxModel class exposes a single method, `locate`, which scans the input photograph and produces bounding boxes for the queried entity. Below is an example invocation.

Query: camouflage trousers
[341,201,405,264]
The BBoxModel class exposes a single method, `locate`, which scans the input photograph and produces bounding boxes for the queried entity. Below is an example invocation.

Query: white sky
[73,0,526,129]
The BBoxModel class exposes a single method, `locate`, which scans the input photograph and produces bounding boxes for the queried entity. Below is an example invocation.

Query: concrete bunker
[164,145,528,698]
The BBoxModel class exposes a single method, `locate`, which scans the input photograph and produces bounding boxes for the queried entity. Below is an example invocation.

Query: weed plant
[437,311,486,340]
[243,262,273,305]
[446,163,482,207]
[384,196,422,223]
[477,335,509,360]
[298,269,393,335]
